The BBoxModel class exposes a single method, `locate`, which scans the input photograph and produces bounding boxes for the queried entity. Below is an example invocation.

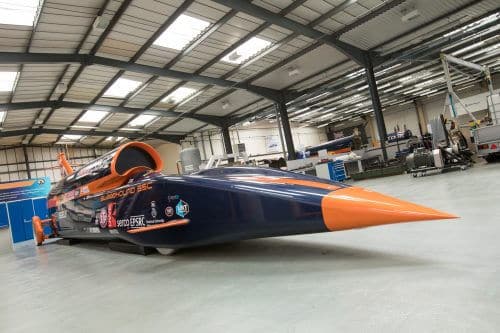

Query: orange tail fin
[58,152,74,176]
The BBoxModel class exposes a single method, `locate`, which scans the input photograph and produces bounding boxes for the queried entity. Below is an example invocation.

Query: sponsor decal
[165,206,174,217]
[61,189,81,203]
[137,182,153,193]
[146,218,165,224]
[151,201,157,218]
[176,199,189,218]
[107,202,117,228]
[109,229,119,234]
[167,194,179,202]
[63,189,77,201]
[100,182,152,202]
[99,207,108,228]
[80,185,90,194]
[147,201,164,224]
[116,215,145,228]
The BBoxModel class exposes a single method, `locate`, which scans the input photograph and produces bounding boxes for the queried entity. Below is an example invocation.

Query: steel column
[364,53,388,162]
[22,145,31,179]
[221,127,233,155]
[275,106,287,159]
[276,99,296,160]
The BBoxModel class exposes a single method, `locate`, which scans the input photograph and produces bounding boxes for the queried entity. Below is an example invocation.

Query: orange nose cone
[321,187,458,231]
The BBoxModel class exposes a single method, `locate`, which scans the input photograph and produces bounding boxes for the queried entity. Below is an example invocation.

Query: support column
[275,106,287,159]
[276,99,296,160]
[199,132,207,160]
[22,145,31,179]
[221,126,233,155]
[414,100,428,137]
[364,53,388,162]
[208,131,214,156]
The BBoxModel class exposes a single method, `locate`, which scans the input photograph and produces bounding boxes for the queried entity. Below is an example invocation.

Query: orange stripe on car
[230,176,340,191]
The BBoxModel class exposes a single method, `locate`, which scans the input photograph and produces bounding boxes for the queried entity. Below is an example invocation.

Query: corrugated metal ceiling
[0,0,496,146]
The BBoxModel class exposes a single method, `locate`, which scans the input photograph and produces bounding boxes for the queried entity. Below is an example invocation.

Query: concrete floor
[1,162,500,332]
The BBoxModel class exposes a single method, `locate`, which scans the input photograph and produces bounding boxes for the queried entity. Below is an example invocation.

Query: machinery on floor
[34,141,457,250]
[441,53,500,162]
[406,115,472,177]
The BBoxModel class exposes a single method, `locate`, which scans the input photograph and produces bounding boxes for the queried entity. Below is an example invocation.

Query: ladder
[487,92,500,125]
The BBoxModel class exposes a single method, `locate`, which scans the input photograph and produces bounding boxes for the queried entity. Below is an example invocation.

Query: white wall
[383,102,420,134]
[186,122,327,160]
[0,146,110,184]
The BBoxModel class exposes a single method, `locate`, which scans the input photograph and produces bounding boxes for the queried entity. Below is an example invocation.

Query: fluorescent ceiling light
[0,0,38,26]
[375,63,401,76]
[103,78,141,98]
[222,37,271,64]
[129,114,156,127]
[61,134,83,141]
[78,110,108,123]
[162,86,197,104]
[444,13,499,38]
[383,85,403,93]
[0,72,18,91]
[347,69,365,78]
[154,14,210,50]
[452,41,485,56]
[306,92,330,102]
[0,111,5,123]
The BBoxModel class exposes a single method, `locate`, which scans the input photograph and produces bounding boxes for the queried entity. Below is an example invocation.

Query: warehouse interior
[0,0,499,331]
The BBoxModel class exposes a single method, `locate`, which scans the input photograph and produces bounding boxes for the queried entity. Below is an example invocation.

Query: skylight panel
[78,110,109,123]
[0,0,39,26]
[0,72,18,91]
[103,78,141,98]
[162,87,197,105]
[106,136,124,142]
[129,115,156,127]
[154,14,210,50]
[60,134,83,141]
[222,37,272,64]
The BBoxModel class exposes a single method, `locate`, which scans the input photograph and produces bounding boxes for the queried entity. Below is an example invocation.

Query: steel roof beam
[140,0,363,139]
[0,128,182,143]
[26,0,115,145]
[210,0,375,66]
[0,101,225,127]
[64,0,197,144]
[332,0,407,38]
[0,52,282,102]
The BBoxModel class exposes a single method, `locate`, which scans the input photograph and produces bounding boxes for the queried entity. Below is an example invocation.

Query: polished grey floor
[1,162,499,332]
